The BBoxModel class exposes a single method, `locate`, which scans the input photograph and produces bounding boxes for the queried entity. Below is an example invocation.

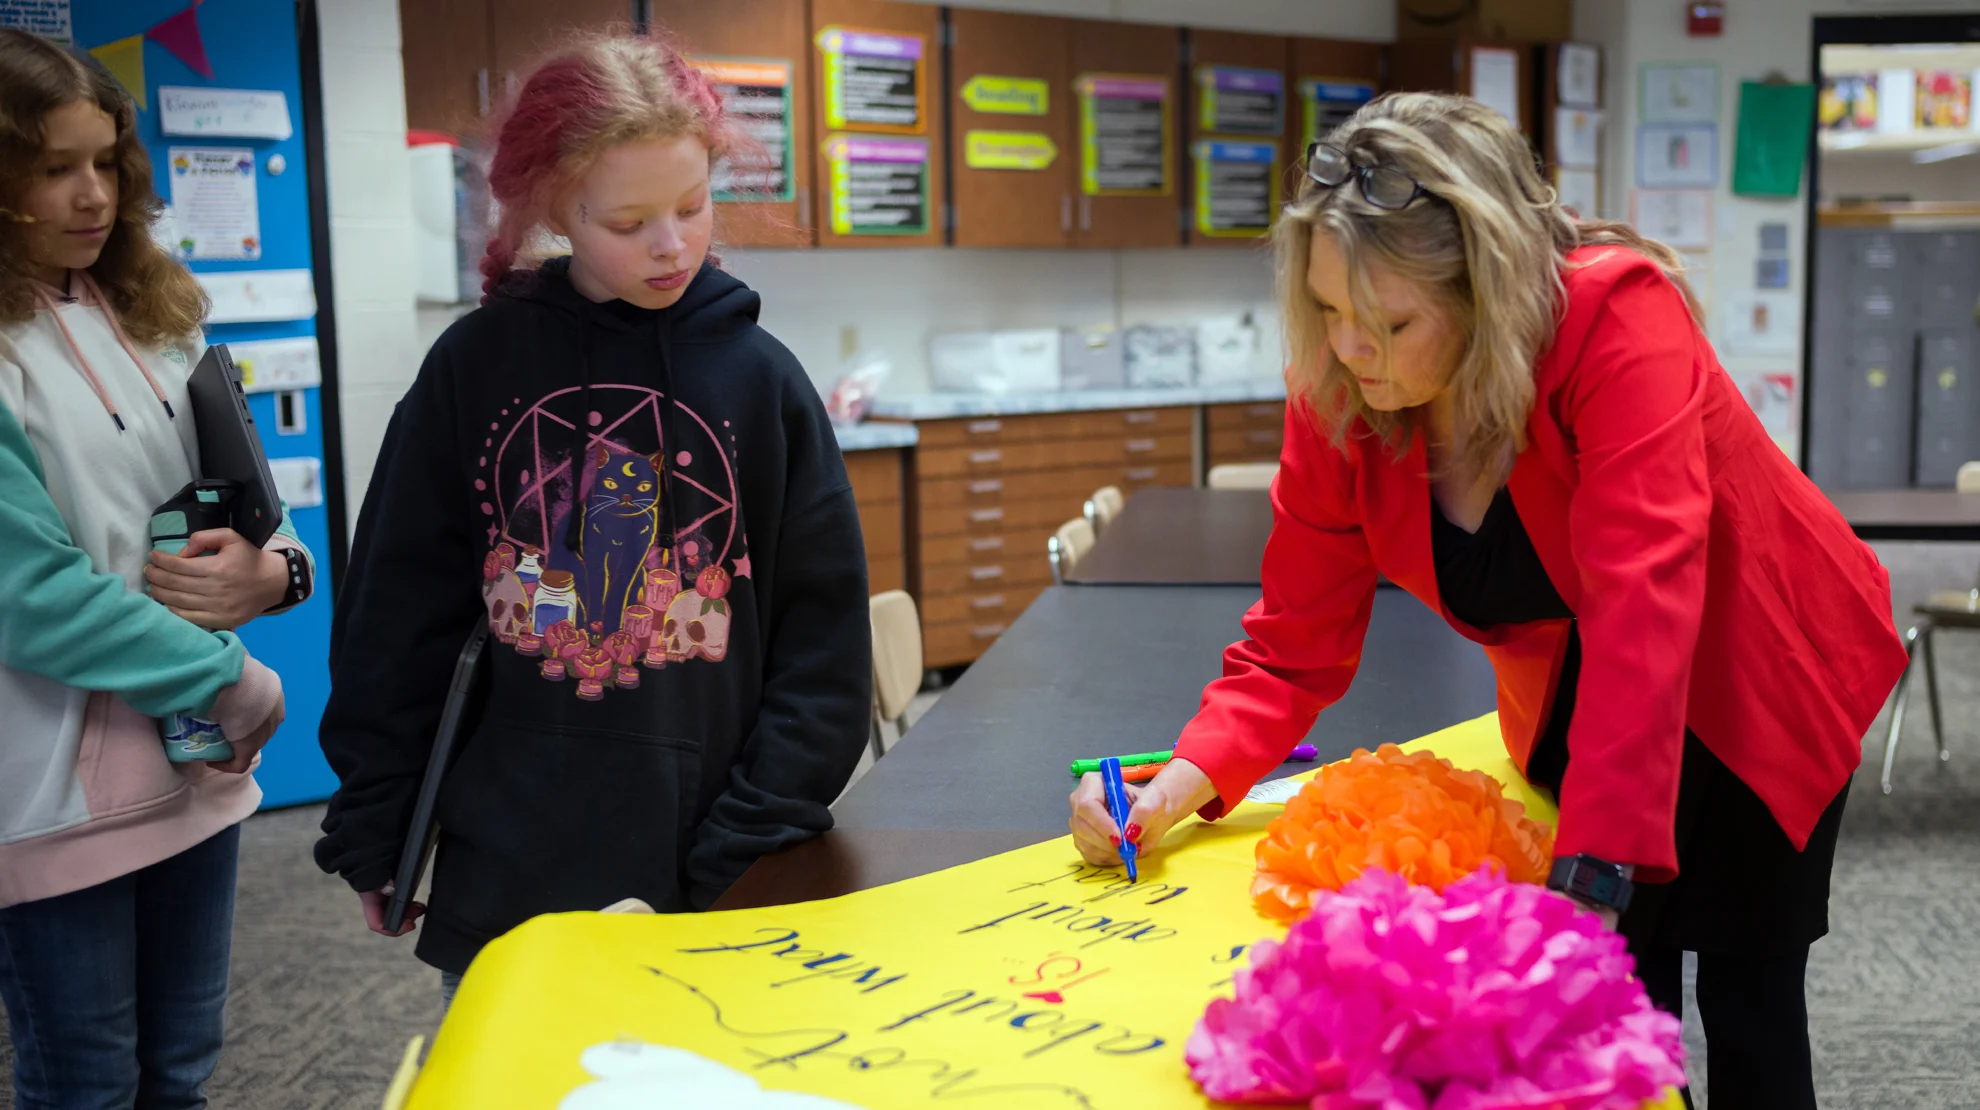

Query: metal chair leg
[869,717,887,761]
[1921,622,1949,763]
[1882,625,1923,794]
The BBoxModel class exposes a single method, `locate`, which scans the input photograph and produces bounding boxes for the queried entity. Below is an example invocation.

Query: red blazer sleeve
[1172,399,1380,818]
[1554,263,1711,883]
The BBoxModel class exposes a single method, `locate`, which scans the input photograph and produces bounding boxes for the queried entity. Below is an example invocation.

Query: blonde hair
[1276,92,1702,483]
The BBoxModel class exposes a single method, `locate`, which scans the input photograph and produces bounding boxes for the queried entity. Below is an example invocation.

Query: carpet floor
[4,542,1977,1108]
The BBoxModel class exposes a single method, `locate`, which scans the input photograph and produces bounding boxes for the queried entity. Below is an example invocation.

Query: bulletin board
[62,0,342,807]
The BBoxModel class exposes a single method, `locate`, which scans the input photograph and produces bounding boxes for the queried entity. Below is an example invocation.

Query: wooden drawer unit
[913,406,1192,449]
[920,551,1056,597]
[924,618,1014,669]
[843,446,906,594]
[918,527,1056,567]
[1206,401,1287,466]
[919,585,1045,627]
[918,431,1191,478]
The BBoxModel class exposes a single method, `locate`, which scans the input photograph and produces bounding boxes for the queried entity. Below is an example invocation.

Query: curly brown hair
[0,29,206,344]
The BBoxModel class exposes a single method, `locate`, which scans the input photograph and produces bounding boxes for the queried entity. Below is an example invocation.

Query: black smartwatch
[267,546,312,611]
[1547,853,1634,912]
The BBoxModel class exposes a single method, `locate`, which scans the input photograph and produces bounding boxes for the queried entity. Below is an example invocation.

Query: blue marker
[1099,756,1138,883]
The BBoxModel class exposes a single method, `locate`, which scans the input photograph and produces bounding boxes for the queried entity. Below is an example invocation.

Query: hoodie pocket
[431,719,702,941]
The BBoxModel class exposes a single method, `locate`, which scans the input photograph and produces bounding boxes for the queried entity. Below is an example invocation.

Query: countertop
[865,379,1288,420]
[832,422,920,451]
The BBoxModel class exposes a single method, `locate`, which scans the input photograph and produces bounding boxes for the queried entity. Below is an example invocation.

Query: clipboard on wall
[385,623,492,933]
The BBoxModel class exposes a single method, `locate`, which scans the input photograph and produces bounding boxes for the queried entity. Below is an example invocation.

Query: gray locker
[1840,329,1915,488]
[1916,231,1980,328]
[1915,329,1980,486]
[1844,230,1911,324]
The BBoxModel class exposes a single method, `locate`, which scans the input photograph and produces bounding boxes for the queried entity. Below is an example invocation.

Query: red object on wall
[1688,2,1725,36]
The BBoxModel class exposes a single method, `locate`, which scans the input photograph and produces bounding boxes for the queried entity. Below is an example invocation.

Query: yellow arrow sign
[965,130,1059,170]
[961,74,1049,115]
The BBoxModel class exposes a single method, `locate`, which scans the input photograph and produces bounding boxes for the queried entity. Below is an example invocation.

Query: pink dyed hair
[478,32,742,301]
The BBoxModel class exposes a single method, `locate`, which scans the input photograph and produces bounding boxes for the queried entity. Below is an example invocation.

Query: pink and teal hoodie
[0,271,310,908]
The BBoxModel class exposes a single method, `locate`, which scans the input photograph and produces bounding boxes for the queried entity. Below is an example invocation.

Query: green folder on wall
[1733,80,1817,197]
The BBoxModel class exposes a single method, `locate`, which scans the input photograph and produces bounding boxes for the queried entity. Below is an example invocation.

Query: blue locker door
[72,0,339,807]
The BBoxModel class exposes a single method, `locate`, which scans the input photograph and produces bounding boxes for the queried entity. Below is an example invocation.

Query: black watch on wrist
[1547,853,1634,912]
[269,547,311,611]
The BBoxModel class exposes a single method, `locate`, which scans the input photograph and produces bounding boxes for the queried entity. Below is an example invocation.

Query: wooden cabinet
[1206,401,1288,468]
[810,0,946,248]
[948,9,1073,248]
[1066,19,1183,249]
[843,447,907,594]
[1390,39,1536,139]
[1185,30,1292,248]
[1288,37,1385,190]
[400,0,633,136]
[657,0,814,247]
[906,406,1196,668]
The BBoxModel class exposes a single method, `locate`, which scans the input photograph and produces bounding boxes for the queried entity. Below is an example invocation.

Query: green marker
[1069,743,1320,778]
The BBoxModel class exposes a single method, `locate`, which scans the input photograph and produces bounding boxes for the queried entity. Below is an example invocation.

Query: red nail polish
[1125,823,1143,844]
[1109,834,1121,847]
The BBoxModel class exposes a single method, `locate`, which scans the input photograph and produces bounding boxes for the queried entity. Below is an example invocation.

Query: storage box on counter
[1195,315,1262,385]
[1061,325,1125,390]
[929,329,1062,394]
[1123,325,1196,388]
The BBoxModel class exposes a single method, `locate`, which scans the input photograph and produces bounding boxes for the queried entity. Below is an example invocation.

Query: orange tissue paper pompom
[1251,744,1555,923]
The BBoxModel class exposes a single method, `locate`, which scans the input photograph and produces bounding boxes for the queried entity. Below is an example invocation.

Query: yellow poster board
[398,716,1680,1110]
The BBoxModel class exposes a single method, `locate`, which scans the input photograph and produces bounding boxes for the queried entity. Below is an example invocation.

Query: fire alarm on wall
[1689,1,1725,36]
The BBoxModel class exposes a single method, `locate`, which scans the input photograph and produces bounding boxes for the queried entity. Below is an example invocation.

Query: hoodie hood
[496,256,760,341]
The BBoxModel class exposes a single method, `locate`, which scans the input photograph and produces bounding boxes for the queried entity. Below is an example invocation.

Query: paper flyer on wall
[169,147,261,261]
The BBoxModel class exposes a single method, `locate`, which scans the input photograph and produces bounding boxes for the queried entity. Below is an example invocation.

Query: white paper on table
[0,0,71,42]
[159,86,294,141]
[1470,47,1522,131]
[1558,43,1601,108]
[1554,107,1603,168]
[1630,189,1713,251]
[1556,168,1600,219]
[1635,123,1717,188]
[1640,63,1719,123]
[227,336,321,393]
[196,269,316,324]
[1245,777,1306,805]
[168,147,260,261]
[1719,293,1800,356]
[269,456,324,510]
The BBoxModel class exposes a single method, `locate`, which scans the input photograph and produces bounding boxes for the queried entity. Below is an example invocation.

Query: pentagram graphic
[473,384,749,701]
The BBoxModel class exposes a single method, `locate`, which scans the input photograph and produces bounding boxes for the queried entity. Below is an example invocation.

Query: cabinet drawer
[923,618,1011,668]
[913,406,1194,449]
[920,553,1055,597]
[843,448,905,497]
[919,468,1097,510]
[1208,426,1284,462]
[917,432,1191,478]
[1058,407,1194,439]
[920,585,1045,626]
[919,527,1057,567]
[866,554,905,594]
[856,500,904,558]
[918,498,1086,542]
[1207,401,1287,431]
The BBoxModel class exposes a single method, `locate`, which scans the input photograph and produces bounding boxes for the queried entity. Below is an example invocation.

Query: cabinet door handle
[1246,404,1278,417]
[969,537,1006,552]
[1246,430,1278,444]
[1079,193,1091,231]
[1125,438,1157,453]
[969,449,1004,465]
[477,68,491,116]
[968,419,1003,435]
[969,508,1006,523]
[970,565,1005,581]
[1126,467,1158,481]
[1123,410,1158,425]
[797,186,811,232]
[971,594,1007,609]
[968,479,1004,494]
[1061,194,1072,233]
[971,624,1008,640]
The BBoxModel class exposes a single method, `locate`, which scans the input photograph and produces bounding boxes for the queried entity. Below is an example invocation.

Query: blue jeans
[0,824,240,1110]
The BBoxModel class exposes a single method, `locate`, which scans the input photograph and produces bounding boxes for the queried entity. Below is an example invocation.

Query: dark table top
[1829,488,1980,541]
[1066,487,1272,585]
[717,585,1497,909]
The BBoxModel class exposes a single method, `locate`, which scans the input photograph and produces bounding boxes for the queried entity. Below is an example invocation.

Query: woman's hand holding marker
[1069,756,1218,868]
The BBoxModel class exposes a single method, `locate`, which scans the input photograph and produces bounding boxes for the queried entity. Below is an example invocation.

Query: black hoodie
[315,259,871,973]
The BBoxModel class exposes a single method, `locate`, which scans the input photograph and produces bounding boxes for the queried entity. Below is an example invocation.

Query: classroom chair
[1881,571,1979,794]
[1084,485,1125,535]
[1958,460,1980,493]
[869,590,923,761]
[1048,517,1096,585]
[1208,462,1280,490]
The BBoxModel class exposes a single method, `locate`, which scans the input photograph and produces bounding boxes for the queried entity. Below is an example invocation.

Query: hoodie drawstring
[33,273,178,432]
[654,311,682,583]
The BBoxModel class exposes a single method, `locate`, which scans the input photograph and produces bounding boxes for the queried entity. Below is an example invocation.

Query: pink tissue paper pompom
[1185,868,1686,1110]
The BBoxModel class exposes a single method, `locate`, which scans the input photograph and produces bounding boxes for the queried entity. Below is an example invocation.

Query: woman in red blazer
[1069,94,1906,1105]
